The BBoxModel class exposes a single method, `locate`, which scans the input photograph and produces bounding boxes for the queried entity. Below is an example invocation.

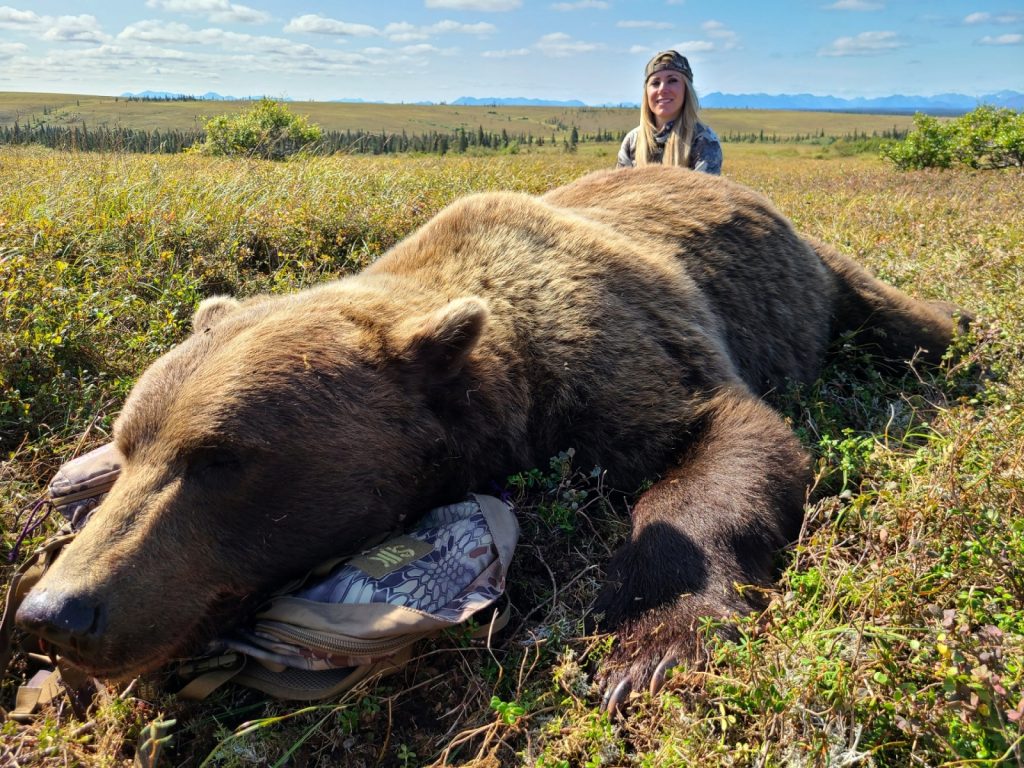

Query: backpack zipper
[255,622,433,658]
[50,479,118,507]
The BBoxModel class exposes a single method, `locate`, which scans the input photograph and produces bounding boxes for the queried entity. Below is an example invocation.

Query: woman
[617,50,722,174]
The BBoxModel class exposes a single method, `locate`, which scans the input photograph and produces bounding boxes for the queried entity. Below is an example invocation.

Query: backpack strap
[10,668,64,723]
[8,663,93,723]
[174,654,247,701]
[0,532,76,678]
[470,493,518,573]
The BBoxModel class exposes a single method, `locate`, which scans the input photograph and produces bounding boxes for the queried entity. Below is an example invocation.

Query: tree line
[0,121,611,155]
[0,122,201,153]
[0,120,915,156]
[722,126,909,143]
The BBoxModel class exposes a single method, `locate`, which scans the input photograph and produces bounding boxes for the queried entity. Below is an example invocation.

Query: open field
[1,145,1022,766]
[0,91,919,141]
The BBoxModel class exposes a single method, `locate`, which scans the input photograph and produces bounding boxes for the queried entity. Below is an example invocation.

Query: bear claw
[599,650,684,717]
[601,676,634,717]
[650,654,679,695]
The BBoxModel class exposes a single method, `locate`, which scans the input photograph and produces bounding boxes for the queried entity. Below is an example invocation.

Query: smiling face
[646,69,686,128]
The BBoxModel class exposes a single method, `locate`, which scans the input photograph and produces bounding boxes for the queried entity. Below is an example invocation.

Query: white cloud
[383,21,421,41]
[220,33,319,56]
[964,11,1024,24]
[0,35,380,91]
[115,40,370,78]
[700,20,738,49]
[535,32,602,56]
[215,6,267,24]
[41,14,108,43]
[284,15,494,43]
[818,30,906,56]
[430,20,495,34]
[144,0,270,24]
[0,41,26,57]
[119,20,195,44]
[551,1,609,10]
[824,0,884,10]
[617,20,674,29]
[482,47,530,57]
[400,43,440,55]
[675,39,715,53]
[119,22,323,57]
[285,15,379,37]
[0,7,108,43]
[0,6,39,28]
[79,43,192,65]
[384,19,495,41]
[424,0,521,10]
[384,42,460,67]
[978,33,1023,45]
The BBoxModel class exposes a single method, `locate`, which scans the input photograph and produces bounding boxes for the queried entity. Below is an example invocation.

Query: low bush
[192,98,323,160]
[883,105,1024,170]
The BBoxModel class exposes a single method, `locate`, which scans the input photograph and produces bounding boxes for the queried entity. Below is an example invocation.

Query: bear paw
[592,595,744,717]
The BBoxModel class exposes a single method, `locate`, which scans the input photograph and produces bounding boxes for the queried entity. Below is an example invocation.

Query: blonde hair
[635,75,701,168]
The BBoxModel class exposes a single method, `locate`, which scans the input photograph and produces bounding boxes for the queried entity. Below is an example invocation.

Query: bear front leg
[593,387,809,715]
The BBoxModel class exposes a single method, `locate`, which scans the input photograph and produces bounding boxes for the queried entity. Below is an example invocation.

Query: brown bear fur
[17,166,965,708]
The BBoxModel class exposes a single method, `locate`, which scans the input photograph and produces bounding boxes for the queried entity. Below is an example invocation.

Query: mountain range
[700,90,1024,114]
[121,90,1024,114]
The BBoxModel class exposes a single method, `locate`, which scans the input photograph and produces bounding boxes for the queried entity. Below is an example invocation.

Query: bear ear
[192,296,241,332]
[399,297,489,380]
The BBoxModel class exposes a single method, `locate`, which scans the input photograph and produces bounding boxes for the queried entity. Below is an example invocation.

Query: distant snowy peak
[700,91,1024,113]
[450,96,587,107]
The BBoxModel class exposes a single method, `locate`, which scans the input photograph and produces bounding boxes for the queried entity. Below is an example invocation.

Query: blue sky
[0,1,1021,103]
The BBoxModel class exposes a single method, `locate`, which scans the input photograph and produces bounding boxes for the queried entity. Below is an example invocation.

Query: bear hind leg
[808,237,972,366]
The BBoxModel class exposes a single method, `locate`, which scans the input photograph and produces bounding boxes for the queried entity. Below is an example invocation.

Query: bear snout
[16,588,107,661]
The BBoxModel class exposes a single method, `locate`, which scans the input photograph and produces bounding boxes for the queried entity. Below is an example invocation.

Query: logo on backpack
[348,536,434,579]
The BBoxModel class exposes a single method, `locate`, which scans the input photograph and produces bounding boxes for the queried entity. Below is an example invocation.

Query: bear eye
[187,446,243,478]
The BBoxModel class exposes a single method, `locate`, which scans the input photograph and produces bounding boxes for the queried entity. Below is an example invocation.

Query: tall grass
[1,145,1021,766]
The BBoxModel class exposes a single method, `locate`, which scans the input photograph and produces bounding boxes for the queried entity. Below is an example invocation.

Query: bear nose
[16,589,106,657]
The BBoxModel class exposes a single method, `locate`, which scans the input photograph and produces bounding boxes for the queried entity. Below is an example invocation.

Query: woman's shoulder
[617,126,640,167]
[691,121,723,174]
[694,121,719,142]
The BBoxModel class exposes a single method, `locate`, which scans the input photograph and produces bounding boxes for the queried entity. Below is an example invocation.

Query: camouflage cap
[644,50,693,83]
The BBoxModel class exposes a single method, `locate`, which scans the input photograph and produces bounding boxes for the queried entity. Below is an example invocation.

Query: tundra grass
[1,146,1022,767]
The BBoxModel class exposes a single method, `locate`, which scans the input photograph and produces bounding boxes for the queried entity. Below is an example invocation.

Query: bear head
[16,289,490,677]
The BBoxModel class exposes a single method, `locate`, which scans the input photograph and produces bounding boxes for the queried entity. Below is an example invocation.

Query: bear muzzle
[16,588,108,665]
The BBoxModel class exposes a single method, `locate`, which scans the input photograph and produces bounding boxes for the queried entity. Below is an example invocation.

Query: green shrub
[193,98,323,160]
[882,105,1024,170]
[881,113,956,169]
[954,105,1024,169]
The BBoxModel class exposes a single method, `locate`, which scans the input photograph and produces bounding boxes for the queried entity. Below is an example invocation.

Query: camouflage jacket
[616,121,722,174]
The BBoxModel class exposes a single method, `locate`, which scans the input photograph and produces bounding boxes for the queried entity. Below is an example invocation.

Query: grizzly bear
[16,166,964,714]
